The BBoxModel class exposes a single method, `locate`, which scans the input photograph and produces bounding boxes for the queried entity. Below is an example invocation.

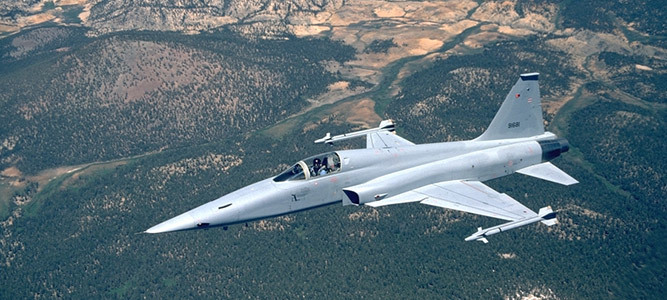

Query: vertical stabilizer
[475,73,544,141]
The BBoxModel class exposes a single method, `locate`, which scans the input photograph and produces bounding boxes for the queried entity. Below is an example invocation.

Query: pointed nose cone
[145,212,197,234]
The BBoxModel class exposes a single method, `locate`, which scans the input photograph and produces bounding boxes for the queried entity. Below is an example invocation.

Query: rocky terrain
[2,1,664,111]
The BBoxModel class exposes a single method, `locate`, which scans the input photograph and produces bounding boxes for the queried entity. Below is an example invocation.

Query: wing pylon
[465,206,558,243]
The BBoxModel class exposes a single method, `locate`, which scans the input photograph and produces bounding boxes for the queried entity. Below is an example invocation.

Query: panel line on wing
[367,131,414,149]
[413,188,516,220]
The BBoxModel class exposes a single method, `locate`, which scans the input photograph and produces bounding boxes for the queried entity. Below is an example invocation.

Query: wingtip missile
[313,119,396,145]
[465,206,559,243]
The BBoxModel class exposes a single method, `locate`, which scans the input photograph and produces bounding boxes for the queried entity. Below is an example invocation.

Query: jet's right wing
[367,180,537,221]
[366,180,557,242]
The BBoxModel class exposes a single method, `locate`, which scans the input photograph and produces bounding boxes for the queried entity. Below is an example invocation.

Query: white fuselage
[145,72,575,239]
[149,132,558,232]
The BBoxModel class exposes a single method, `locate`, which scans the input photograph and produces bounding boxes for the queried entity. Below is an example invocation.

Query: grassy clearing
[549,84,597,137]
[0,180,17,219]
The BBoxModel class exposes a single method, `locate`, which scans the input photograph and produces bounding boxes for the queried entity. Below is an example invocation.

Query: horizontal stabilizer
[516,162,578,186]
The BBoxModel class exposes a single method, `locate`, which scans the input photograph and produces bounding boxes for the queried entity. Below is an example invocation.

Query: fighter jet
[146,73,578,243]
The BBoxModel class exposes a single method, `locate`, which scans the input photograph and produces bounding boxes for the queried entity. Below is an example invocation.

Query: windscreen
[273,152,341,182]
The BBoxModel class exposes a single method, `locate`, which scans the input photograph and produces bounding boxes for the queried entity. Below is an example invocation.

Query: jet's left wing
[366,180,557,242]
[366,131,415,148]
[315,119,414,149]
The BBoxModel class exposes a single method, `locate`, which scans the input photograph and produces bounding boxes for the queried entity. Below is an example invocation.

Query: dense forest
[1,98,663,298]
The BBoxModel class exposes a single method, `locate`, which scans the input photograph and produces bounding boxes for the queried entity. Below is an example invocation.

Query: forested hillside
[0,29,354,173]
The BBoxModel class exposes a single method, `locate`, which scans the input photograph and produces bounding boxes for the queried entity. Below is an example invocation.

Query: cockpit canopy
[273,152,341,182]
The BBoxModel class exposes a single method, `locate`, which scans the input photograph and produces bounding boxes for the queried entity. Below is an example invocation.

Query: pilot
[311,158,322,176]
[319,157,329,176]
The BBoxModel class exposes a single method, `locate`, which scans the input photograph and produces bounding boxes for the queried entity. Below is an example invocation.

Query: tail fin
[475,73,544,141]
